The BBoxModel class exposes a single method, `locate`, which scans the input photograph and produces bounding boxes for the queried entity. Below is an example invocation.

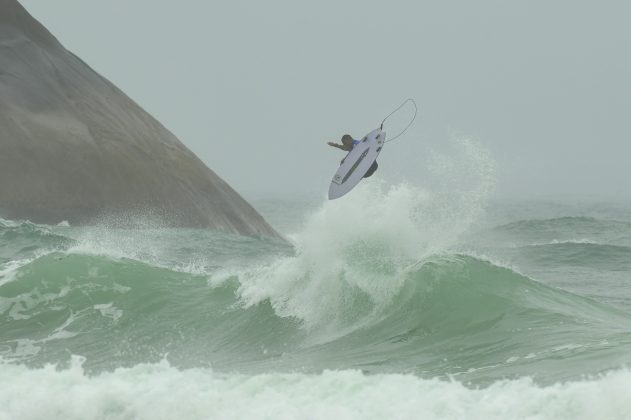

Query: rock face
[0,0,282,238]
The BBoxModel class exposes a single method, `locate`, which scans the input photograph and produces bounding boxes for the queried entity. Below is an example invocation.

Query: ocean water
[2,142,631,419]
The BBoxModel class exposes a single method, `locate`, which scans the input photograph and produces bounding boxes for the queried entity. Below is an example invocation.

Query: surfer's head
[341,134,353,147]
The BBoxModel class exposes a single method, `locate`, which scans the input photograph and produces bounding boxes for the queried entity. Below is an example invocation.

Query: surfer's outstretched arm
[327,142,352,151]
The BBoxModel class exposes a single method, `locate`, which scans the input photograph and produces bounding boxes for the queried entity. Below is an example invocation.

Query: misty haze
[1,1,631,419]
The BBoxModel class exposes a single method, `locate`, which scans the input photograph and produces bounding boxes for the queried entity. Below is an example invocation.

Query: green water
[2,182,631,419]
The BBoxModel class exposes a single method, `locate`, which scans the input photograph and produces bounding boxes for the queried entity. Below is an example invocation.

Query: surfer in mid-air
[326,100,416,199]
[327,134,378,178]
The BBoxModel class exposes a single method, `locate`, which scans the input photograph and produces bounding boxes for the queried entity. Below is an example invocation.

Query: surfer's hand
[327,142,340,148]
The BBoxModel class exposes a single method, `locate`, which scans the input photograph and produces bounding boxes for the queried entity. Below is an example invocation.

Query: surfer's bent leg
[363,161,378,178]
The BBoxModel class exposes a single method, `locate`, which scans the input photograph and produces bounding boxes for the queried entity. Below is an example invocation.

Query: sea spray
[219,138,496,331]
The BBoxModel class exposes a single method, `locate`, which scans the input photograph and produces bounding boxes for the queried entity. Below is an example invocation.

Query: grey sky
[20,0,631,199]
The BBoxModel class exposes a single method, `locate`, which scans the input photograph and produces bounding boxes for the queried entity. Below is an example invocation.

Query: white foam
[0,360,629,420]
[521,238,601,247]
[214,139,497,331]
[0,309,82,361]
[0,258,31,287]
[0,227,64,288]
[94,303,123,322]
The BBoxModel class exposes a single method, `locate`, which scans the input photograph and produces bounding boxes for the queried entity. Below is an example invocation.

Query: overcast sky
[21,0,631,199]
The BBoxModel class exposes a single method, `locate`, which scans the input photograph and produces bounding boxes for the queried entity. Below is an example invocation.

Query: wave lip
[0,219,74,261]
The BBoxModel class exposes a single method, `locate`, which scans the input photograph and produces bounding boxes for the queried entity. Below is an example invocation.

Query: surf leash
[380,98,418,143]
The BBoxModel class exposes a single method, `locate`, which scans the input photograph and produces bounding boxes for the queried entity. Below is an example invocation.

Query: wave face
[3,244,630,383]
[3,142,631,418]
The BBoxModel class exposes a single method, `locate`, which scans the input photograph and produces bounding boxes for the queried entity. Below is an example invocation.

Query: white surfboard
[328,128,386,200]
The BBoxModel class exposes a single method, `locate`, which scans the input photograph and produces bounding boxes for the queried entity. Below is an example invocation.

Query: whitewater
[2,140,631,419]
